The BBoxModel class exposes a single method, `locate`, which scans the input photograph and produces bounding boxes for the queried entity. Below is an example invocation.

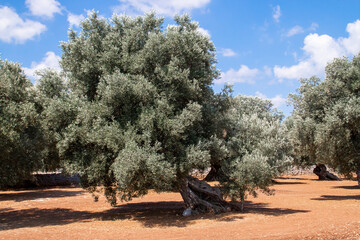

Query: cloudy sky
[1,0,360,115]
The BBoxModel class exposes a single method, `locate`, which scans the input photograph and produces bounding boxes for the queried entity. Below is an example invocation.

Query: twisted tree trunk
[313,164,340,180]
[179,176,241,215]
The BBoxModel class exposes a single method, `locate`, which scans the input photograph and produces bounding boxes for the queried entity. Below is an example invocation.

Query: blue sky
[1,0,360,115]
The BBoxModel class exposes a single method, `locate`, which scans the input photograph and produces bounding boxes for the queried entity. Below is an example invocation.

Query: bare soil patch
[1,175,360,240]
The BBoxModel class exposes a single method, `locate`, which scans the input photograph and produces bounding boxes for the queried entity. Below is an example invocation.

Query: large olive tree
[56,12,289,214]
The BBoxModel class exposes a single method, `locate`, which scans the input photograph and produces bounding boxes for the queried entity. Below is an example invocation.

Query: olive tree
[34,70,70,171]
[214,96,291,208]
[289,54,360,183]
[287,77,339,180]
[56,12,290,214]
[0,60,44,187]
[205,95,289,181]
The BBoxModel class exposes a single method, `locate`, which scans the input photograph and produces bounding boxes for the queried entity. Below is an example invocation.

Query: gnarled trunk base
[313,164,340,181]
[179,176,242,215]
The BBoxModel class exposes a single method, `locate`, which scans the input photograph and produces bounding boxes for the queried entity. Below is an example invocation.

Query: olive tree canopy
[0,60,43,187]
[54,12,290,213]
[289,53,360,183]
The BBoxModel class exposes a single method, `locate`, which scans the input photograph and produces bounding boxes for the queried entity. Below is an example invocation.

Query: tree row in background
[0,60,65,186]
[1,12,359,216]
[0,12,292,214]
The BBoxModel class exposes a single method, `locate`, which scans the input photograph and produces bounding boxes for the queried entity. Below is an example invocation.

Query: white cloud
[341,19,360,55]
[255,91,287,108]
[0,6,46,44]
[67,13,85,28]
[219,48,237,57]
[274,19,360,80]
[270,95,287,108]
[23,51,61,79]
[303,34,345,66]
[284,23,318,38]
[272,5,281,23]
[215,65,259,84]
[286,25,304,37]
[197,27,210,38]
[113,0,211,16]
[26,0,61,18]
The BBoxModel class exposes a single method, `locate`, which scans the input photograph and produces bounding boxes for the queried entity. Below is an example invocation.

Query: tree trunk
[313,164,340,181]
[179,176,241,215]
[356,169,360,186]
[204,164,223,181]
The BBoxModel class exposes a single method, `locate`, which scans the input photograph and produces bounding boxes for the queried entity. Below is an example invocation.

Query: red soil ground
[1,175,360,240]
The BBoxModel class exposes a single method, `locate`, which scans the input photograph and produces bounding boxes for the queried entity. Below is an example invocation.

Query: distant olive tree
[289,53,360,184]
[0,60,44,187]
[34,70,70,171]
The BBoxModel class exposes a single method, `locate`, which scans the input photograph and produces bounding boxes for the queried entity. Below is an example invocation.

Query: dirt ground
[1,175,360,240]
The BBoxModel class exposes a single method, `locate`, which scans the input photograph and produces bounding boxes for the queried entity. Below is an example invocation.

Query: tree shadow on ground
[0,208,13,212]
[102,201,188,227]
[276,176,315,181]
[272,180,306,185]
[0,207,95,231]
[0,200,310,230]
[332,185,360,190]
[0,202,189,230]
[244,201,310,216]
[311,195,360,201]
[0,188,85,202]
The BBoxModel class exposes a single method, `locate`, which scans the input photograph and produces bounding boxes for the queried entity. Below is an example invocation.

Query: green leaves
[19,12,292,206]
[112,140,175,200]
[0,60,44,187]
[222,152,274,201]
[206,95,291,201]
[55,12,220,204]
[289,52,360,175]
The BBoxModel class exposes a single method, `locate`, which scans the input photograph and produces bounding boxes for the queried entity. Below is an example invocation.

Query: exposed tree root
[179,176,242,215]
[313,164,341,181]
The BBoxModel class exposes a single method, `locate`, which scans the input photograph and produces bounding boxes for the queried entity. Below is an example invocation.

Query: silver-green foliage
[0,60,43,186]
[220,96,291,201]
[57,12,217,204]
[289,53,360,176]
[35,70,70,171]
[55,12,290,205]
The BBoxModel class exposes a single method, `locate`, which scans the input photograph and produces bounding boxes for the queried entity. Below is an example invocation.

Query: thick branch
[204,164,225,181]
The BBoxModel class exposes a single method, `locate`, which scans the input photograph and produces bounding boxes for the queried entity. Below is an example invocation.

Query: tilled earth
[1,175,360,240]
